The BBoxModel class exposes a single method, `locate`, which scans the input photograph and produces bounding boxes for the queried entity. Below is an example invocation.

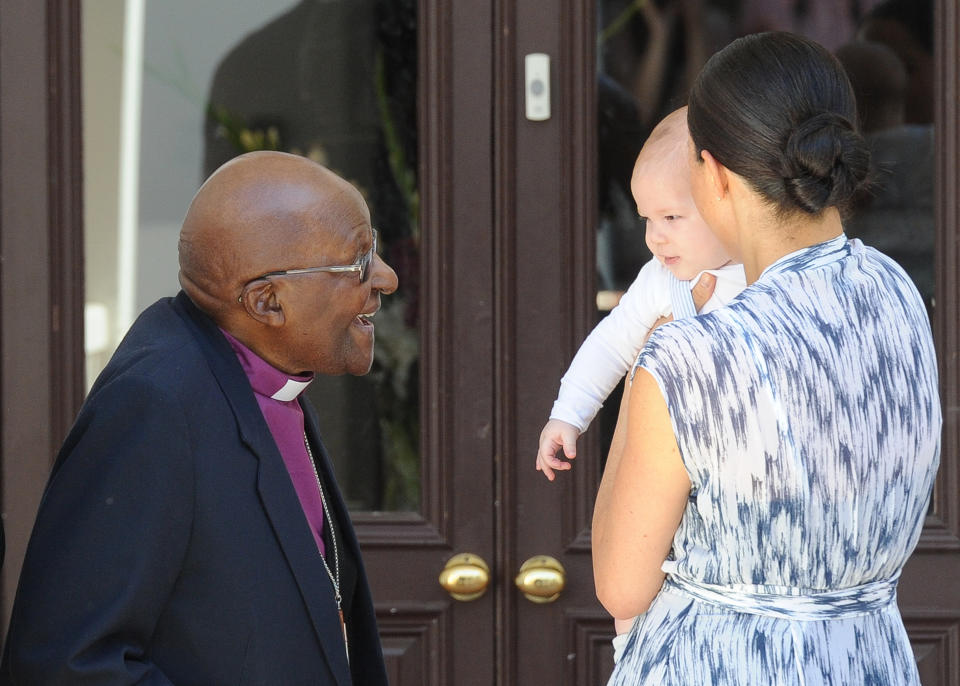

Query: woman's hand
[643,271,718,346]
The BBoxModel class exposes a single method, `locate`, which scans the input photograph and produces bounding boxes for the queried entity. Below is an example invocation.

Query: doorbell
[525,53,550,121]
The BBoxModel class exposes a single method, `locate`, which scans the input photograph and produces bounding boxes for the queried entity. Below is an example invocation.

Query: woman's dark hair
[688,32,870,217]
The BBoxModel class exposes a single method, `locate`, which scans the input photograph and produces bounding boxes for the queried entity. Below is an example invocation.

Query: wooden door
[353,1,498,683]
[362,0,633,683]
[358,0,618,681]
[492,1,960,684]
[498,2,619,684]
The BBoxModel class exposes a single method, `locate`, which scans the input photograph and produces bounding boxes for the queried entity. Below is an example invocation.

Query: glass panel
[594,0,935,455]
[82,0,420,513]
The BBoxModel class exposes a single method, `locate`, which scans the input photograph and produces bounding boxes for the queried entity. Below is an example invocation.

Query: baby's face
[631,164,730,281]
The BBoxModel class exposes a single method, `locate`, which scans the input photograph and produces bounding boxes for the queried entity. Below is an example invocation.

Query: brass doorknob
[515,555,566,603]
[439,553,491,601]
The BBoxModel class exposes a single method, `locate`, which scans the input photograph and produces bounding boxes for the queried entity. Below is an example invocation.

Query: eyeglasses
[239,229,378,302]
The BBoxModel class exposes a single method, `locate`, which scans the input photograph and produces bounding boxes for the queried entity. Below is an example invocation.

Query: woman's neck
[734,205,844,284]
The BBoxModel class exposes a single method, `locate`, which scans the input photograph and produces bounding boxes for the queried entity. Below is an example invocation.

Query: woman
[592,32,940,685]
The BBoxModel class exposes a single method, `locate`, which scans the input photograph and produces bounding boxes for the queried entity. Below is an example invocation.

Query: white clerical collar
[270,378,313,402]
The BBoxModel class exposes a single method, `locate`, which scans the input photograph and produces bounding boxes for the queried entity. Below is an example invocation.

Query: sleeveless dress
[610,236,941,686]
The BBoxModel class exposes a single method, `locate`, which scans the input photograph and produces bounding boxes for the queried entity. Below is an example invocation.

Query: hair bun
[781,112,870,214]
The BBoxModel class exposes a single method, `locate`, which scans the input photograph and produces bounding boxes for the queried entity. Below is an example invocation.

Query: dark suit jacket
[1,292,388,685]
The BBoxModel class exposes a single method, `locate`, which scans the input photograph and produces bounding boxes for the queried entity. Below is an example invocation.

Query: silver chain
[304,433,341,607]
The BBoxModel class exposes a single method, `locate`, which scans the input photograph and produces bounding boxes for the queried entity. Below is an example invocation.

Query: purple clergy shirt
[222,329,327,558]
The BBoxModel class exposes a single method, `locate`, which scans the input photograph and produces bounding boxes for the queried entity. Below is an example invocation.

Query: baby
[534,107,747,660]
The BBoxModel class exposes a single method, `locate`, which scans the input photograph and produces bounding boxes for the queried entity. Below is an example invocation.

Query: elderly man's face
[271,189,398,377]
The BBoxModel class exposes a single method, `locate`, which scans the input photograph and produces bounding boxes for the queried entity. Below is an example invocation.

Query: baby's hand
[535,419,579,481]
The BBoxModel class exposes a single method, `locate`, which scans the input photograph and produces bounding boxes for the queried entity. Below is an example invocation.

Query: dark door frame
[0,0,84,635]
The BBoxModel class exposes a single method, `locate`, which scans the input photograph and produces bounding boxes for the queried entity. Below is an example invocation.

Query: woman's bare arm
[592,367,690,619]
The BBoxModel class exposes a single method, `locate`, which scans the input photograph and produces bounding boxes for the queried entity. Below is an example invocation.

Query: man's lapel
[250,432,352,684]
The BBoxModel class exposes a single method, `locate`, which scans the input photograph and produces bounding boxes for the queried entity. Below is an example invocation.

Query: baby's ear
[700,149,729,199]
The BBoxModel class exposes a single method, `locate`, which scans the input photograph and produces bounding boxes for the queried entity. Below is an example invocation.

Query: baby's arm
[551,262,665,431]
[537,269,719,481]
[537,262,666,481]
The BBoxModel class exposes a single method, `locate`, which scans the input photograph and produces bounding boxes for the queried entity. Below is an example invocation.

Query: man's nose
[370,253,399,295]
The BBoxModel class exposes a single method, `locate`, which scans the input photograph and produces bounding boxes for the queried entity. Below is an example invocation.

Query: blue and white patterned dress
[611,236,941,686]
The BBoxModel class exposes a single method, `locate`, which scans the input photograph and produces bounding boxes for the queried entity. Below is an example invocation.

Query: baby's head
[632,107,730,280]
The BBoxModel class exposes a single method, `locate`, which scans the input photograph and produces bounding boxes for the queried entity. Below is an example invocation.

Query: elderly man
[1,152,396,685]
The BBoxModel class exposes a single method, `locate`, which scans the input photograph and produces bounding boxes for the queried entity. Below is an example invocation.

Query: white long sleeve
[549,259,746,432]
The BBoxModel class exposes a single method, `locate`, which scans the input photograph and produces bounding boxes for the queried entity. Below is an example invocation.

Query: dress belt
[664,572,899,621]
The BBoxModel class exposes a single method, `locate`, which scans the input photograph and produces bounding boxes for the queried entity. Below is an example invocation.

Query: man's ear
[700,149,730,200]
[239,280,286,327]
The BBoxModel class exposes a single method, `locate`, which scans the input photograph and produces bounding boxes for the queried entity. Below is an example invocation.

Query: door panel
[76,1,496,683]
[359,1,497,683]
[504,0,618,683]
[504,1,959,685]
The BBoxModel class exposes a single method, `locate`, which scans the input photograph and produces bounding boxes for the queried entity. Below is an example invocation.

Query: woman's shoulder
[638,306,745,370]
[848,237,915,277]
